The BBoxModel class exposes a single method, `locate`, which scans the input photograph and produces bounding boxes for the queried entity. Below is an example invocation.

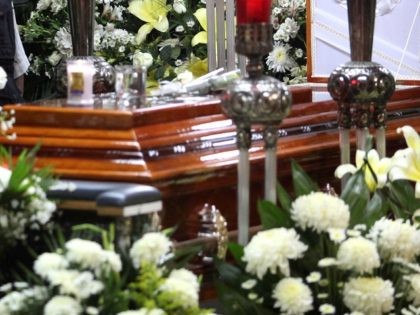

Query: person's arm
[15,74,24,94]
[12,6,30,96]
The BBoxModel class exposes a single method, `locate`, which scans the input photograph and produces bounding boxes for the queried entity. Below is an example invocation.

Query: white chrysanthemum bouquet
[0,228,214,315]
[267,0,307,84]
[216,125,420,315]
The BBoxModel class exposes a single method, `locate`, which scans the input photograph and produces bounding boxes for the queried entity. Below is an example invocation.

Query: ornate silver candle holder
[328,0,395,169]
[222,23,291,245]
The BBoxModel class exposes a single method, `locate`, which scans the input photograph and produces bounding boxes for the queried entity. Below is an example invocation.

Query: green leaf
[387,180,420,219]
[214,280,255,315]
[291,160,319,196]
[258,200,291,229]
[214,279,276,315]
[170,46,181,59]
[276,182,292,211]
[160,45,173,61]
[228,242,244,264]
[214,257,246,287]
[340,171,369,226]
[363,191,388,228]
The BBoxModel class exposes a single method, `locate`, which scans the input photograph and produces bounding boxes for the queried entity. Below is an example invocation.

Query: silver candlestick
[328,0,395,179]
[222,23,291,245]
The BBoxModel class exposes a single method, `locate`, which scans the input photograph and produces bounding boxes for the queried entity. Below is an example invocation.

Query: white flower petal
[334,164,357,179]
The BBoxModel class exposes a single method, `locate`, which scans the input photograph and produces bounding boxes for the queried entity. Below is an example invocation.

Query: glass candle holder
[66,59,95,106]
[236,0,271,24]
[114,65,147,110]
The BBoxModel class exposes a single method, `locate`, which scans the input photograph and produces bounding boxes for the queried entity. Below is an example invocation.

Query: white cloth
[12,6,29,78]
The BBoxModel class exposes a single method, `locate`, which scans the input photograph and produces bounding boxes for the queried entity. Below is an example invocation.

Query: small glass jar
[114,65,147,110]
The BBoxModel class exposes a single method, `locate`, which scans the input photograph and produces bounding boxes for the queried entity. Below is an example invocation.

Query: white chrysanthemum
[406,274,420,306]
[160,275,199,308]
[65,239,104,270]
[291,192,350,233]
[47,270,103,299]
[266,43,297,73]
[168,268,199,293]
[306,271,322,283]
[368,217,420,262]
[116,311,147,315]
[319,303,335,314]
[328,228,346,243]
[117,309,164,315]
[242,228,307,279]
[99,250,122,274]
[343,277,394,315]
[337,237,380,274]
[272,277,313,315]
[318,258,338,268]
[44,295,82,315]
[130,232,172,268]
[34,252,69,279]
[241,279,257,290]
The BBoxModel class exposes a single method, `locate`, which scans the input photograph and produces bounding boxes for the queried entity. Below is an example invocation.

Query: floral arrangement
[20,0,307,100]
[0,229,214,315]
[21,0,208,93]
[0,109,57,282]
[215,125,420,315]
[266,0,307,84]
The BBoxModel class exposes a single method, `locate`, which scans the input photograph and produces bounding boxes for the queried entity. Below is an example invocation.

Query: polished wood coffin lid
[2,86,419,239]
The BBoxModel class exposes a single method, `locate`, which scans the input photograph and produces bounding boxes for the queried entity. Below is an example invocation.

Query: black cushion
[48,180,161,207]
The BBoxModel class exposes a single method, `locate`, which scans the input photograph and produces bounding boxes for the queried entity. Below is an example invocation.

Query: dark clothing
[0,0,24,105]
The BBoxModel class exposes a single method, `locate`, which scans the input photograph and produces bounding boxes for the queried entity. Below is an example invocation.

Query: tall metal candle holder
[221,23,291,245]
[328,0,395,173]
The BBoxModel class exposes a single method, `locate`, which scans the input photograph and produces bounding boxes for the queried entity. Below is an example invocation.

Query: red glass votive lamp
[236,0,272,24]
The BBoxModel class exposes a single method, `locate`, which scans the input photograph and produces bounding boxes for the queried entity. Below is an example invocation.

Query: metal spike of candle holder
[221,23,291,245]
[328,0,395,178]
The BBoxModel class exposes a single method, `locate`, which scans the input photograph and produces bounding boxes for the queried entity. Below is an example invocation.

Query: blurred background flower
[18,0,307,101]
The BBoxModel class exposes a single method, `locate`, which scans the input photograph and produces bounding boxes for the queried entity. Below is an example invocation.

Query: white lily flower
[192,8,207,46]
[389,125,420,198]
[335,149,391,191]
[128,0,170,44]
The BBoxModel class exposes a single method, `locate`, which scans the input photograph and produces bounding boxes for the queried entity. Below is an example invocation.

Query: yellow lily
[128,0,170,44]
[389,125,420,198]
[335,149,392,191]
[192,8,207,46]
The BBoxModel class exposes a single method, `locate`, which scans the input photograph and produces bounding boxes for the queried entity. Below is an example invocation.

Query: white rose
[36,0,51,11]
[133,51,153,68]
[48,51,62,66]
[173,0,187,13]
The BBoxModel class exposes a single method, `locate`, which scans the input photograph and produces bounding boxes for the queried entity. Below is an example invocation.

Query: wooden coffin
[2,86,420,241]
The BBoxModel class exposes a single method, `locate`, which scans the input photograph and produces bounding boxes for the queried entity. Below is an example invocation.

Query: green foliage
[291,160,319,196]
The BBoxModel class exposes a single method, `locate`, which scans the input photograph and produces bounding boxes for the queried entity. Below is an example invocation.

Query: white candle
[67,59,95,106]
[376,127,386,158]
[238,147,250,246]
[265,147,276,203]
[339,128,351,189]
